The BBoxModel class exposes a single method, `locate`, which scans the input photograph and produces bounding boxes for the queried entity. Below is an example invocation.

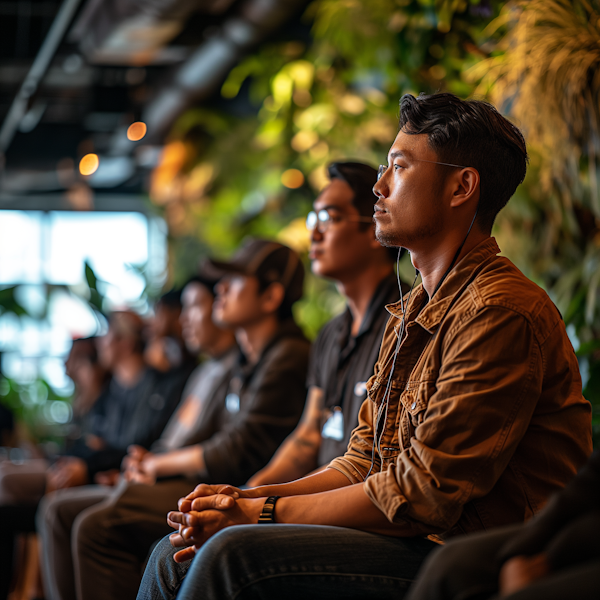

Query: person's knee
[74,504,110,555]
[195,525,266,578]
[36,490,63,535]
[138,534,191,600]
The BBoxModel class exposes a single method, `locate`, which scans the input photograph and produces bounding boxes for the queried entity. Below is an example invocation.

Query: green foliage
[152,0,502,336]
[0,286,28,317]
[84,261,105,315]
[0,375,72,445]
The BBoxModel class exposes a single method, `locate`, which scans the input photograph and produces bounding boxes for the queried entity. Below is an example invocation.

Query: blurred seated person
[0,337,108,506]
[0,338,107,600]
[249,162,405,488]
[405,450,600,600]
[38,240,311,600]
[46,311,191,490]
[144,290,194,374]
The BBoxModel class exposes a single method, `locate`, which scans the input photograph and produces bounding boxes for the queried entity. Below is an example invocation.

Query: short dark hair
[71,337,99,364]
[327,162,378,221]
[399,93,528,231]
[328,161,396,261]
[156,289,182,310]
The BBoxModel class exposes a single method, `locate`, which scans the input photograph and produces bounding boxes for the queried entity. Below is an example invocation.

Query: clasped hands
[167,484,264,563]
[122,445,158,485]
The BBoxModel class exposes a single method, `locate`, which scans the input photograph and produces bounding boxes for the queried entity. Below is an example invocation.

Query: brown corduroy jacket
[329,237,592,541]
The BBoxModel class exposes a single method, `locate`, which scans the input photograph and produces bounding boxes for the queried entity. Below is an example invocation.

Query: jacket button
[411,402,416,410]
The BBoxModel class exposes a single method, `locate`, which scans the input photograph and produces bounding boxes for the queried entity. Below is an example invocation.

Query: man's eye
[393,164,404,171]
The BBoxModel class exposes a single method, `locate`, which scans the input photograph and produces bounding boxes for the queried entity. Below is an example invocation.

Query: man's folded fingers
[178,497,192,512]
[168,532,187,548]
[173,547,196,563]
[190,493,235,512]
[167,511,188,527]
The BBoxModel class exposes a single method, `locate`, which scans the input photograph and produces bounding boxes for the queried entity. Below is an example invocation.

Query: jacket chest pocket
[399,378,436,442]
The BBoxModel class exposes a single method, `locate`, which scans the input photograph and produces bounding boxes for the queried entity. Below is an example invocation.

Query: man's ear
[449,167,480,209]
[260,282,286,315]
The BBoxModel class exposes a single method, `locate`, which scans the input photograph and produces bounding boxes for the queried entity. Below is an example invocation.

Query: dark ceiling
[0,0,310,208]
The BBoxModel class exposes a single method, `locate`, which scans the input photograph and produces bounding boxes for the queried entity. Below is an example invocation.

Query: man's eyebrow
[388,149,413,161]
[315,204,344,212]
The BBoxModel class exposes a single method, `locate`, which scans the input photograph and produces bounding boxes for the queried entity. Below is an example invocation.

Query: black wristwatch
[257,496,280,523]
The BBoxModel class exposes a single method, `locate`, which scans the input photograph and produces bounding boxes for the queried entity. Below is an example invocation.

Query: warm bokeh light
[127,121,147,141]
[79,154,99,176]
[281,168,304,189]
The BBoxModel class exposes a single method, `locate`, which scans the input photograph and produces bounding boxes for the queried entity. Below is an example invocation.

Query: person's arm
[247,386,324,486]
[167,475,411,562]
[142,446,206,480]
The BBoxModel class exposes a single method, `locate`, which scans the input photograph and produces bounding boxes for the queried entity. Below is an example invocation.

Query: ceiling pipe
[141,0,309,142]
[0,0,83,161]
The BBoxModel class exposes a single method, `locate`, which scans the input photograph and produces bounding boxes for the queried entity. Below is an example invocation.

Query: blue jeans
[137,524,437,600]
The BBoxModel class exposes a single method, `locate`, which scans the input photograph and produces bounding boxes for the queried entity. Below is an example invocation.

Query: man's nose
[372,179,386,199]
[215,280,229,297]
[310,226,323,243]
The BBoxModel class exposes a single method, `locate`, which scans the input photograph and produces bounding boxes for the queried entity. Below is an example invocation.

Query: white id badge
[354,381,367,397]
[322,407,344,441]
[225,393,240,413]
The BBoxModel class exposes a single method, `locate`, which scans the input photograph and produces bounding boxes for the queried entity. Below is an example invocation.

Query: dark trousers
[37,478,194,600]
[137,525,438,600]
[0,505,37,600]
[405,522,600,600]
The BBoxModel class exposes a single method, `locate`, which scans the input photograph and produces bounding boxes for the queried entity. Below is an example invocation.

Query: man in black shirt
[249,162,405,486]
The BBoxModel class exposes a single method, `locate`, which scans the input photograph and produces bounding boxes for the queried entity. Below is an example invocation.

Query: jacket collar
[386,237,501,333]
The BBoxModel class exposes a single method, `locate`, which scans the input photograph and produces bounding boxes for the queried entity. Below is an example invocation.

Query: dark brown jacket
[330,238,592,540]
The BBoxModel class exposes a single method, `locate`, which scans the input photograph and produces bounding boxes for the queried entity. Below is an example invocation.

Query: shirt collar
[356,272,399,337]
[386,237,501,333]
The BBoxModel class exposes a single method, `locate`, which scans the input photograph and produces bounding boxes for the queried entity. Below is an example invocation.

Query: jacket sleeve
[202,338,310,486]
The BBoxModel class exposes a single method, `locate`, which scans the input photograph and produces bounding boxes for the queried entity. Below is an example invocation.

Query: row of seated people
[4,159,399,600]
[0,292,197,598]
[4,91,598,600]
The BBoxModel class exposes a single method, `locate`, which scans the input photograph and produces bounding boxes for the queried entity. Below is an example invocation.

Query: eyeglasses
[377,159,469,181]
[306,209,373,233]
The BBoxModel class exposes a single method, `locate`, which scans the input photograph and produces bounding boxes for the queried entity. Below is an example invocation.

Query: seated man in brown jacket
[137,93,592,600]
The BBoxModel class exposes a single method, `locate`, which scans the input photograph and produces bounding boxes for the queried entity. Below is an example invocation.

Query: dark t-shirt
[202,318,311,485]
[79,364,194,476]
[307,273,403,466]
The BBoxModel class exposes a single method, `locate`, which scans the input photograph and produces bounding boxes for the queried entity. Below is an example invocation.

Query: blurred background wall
[0,0,598,445]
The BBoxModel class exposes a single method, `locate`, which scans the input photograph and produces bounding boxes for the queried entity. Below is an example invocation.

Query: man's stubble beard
[375,213,445,248]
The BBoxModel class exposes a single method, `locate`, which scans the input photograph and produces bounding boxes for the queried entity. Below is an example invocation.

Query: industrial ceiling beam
[0,0,83,163]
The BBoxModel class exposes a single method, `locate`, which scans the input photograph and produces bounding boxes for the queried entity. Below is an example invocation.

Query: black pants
[0,504,37,600]
[405,522,600,600]
[37,477,194,600]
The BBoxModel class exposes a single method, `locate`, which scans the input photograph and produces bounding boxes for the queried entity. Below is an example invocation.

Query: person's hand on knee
[47,456,89,491]
[498,553,550,596]
[167,495,264,563]
[177,483,242,512]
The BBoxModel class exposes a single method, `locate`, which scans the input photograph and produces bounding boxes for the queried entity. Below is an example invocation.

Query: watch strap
[258,496,280,524]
